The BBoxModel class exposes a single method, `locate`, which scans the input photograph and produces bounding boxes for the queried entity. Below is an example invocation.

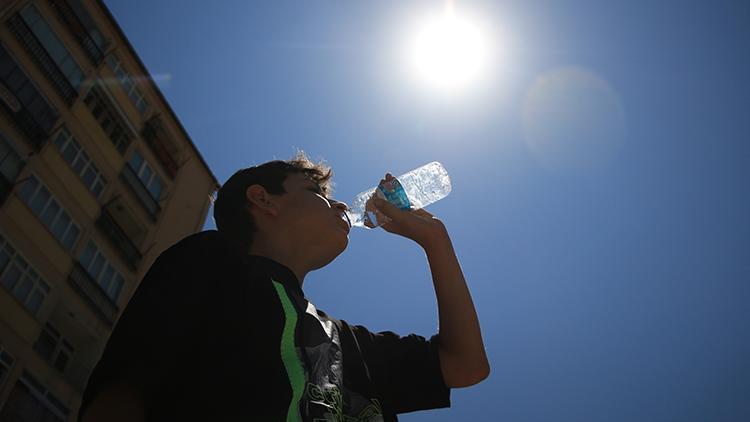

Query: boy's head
[213,152,350,264]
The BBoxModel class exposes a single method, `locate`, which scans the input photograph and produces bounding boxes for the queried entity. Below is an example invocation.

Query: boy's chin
[312,242,348,270]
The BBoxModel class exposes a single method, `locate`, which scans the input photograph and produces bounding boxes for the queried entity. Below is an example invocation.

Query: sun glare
[407,8,488,93]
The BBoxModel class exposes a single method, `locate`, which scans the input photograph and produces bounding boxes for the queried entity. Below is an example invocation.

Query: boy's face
[275,173,350,268]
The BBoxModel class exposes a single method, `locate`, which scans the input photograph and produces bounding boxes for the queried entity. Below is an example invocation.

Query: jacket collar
[245,254,304,298]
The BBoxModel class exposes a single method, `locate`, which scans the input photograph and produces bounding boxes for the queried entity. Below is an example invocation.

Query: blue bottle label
[377,178,411,210]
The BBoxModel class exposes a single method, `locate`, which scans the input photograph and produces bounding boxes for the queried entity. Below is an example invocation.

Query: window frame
[52,127,107,199]
[18,4,85,91]
[18,370,71,419]
[79,239,125,303]
[128,149,164,201]
[0,233,51,316]
[17,174,81,251]
[34,323,75,373]
[0,44,59,142]
[0,345,15,388]
[83,84,135,154]
[105,54,149,114]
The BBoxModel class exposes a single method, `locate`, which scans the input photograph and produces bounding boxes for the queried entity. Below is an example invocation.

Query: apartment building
[0,1,219,420]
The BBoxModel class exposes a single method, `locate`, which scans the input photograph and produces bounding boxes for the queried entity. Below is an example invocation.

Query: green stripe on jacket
[272,280,306,422]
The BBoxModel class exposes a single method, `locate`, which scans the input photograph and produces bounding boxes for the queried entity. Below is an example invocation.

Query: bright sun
[407,8,488,93]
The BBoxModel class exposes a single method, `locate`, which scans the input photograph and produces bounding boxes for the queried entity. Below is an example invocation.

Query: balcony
[0,105,49,150]
[68,261,118,326]
[84,85,134,154]
[121,164,160,221]
[47,0,107,65]
[0,78,57,150]
[6,14,77,105]
[96,206,142,270]
[142,117,179,179]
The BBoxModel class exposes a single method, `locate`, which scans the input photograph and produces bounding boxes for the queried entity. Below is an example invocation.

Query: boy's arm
[370,188,490,388]
[422,228,490,387]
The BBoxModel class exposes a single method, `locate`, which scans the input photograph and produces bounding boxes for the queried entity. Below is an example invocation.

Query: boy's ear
[246,184,279,217]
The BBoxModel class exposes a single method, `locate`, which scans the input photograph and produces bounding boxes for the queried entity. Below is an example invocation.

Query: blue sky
[104,1,749,420]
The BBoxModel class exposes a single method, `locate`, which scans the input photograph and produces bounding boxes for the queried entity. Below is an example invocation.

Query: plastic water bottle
[345,161,452,229]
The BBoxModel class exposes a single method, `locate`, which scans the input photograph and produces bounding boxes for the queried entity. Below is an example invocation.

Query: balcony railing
[84,85,134,154]
[121,164,160,221]
[7,14,78,105]
[68,261,118,326]
[0,82,55,150]
[96,207,142,270]
[142,117,179,179]
[47,0,106,65]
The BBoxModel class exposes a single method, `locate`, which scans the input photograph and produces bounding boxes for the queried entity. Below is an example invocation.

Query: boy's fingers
[412,209,433,218]
[373,197,401,219]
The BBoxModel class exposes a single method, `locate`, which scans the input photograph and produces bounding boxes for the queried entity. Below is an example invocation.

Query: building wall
[0,1,218,420]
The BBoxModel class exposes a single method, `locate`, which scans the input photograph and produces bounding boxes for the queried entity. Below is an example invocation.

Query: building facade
[0,1,219,420]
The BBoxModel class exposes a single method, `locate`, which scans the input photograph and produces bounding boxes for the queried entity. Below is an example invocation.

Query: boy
[79,153,489,421]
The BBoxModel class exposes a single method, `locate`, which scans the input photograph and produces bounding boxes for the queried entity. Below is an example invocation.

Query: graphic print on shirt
[271,279,384,422]
[301,302,384,422]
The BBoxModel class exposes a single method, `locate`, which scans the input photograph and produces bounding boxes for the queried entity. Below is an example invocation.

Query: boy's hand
[366,173,449,248]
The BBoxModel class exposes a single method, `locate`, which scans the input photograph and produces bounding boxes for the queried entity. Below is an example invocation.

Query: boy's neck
[248,236,307,286]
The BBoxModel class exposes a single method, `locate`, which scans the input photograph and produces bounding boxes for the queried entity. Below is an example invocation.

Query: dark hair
[213,151,333,252]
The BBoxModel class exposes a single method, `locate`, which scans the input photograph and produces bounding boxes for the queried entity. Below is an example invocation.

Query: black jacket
[79,231,450,421]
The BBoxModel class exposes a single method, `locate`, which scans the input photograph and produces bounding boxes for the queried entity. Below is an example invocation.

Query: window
[0,131,25,183]
[19,5,84,91]
[65,0,107,48]
[106,55,148,114]
[83,85,133,153]
[0,234,50,315]
[79,240,124,303]
[34,323,74,373]
[0,346,15,387]
[52,127,106,199]
[0,370,71,421]
[17,175,80,250]
[49,0,108,64]
[128,150,163,200]
[0,46,58,142]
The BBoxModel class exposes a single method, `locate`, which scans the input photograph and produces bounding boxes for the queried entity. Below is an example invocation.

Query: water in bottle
[345,161,452,229]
